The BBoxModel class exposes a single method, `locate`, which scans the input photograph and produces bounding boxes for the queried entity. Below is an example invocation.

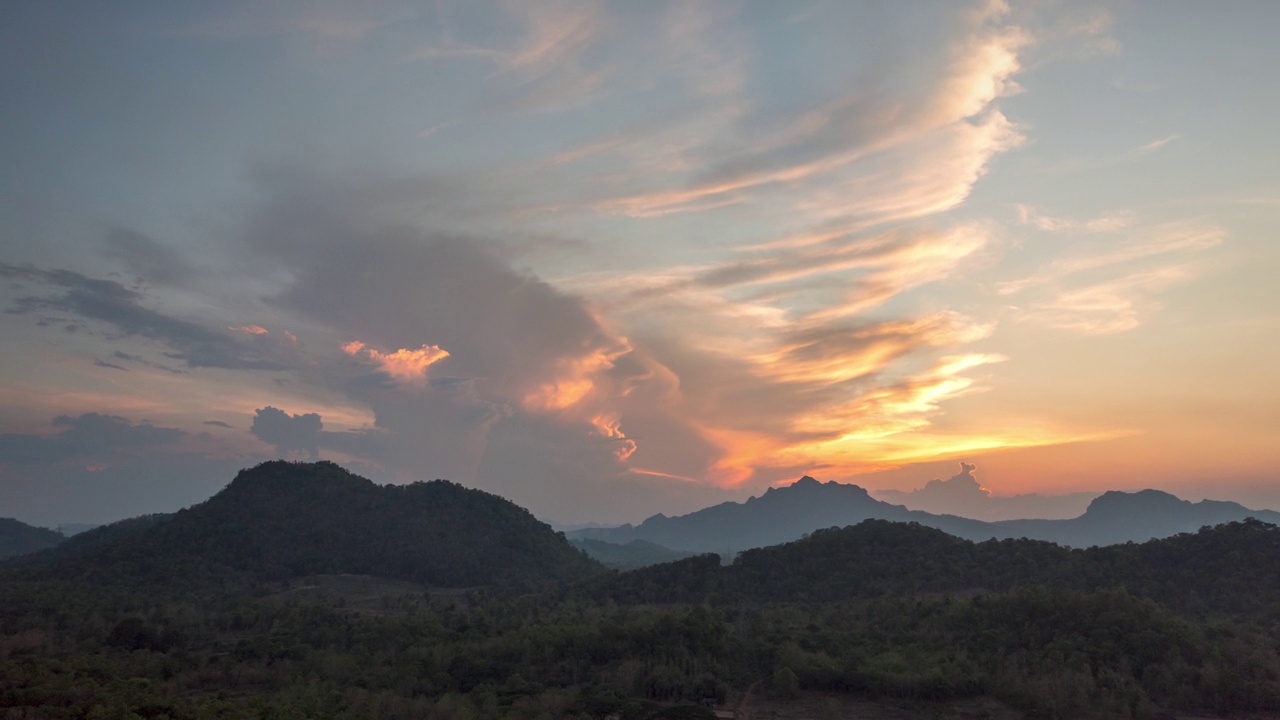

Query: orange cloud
[522,342,630,412]
[683,352,1013,486]
[342,341,450,384]
[229,324,269,335]
[590,413,636,461]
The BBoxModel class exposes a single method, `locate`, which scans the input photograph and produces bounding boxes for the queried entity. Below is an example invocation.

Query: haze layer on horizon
[2,0,1277,527]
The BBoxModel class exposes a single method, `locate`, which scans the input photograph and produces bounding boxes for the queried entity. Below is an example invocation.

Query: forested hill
[0,518,62,560]
[601,517,1280,615]
[14,460,601,589]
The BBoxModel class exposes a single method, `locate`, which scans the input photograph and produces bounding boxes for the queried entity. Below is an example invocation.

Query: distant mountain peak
[794,475,820,486]
[1085,489,1188,516]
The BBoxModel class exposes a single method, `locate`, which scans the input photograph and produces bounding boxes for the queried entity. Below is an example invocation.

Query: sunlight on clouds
[590,413,636,461]
[518,333,645,464]
[1018,265,1197,335]
[522,343,628,412]
[801,225,995,322]
[342,341,450,384]
[679,351,1095,487]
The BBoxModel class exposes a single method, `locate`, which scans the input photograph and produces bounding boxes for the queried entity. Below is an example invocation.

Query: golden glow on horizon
[661,350,1133,489]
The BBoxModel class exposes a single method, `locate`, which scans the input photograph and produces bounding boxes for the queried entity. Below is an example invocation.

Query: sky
[2,0,1278,528]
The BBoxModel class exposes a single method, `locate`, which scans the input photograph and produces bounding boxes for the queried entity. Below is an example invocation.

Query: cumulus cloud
[875,462,1098,520]
[227,176,678,494]
[341,341,450,385]
[250,406,323,458]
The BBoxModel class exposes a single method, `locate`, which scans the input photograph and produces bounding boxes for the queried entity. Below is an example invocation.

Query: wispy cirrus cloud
[588,1,1025,223]
[400,0,609,112]
[1001,218,1224,334]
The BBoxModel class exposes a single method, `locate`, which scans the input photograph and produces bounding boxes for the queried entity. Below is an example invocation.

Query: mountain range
[569,475,1280,554]
[8,463,1278,578]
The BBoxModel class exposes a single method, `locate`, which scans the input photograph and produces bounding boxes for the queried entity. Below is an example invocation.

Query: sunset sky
[2,0,1278,527]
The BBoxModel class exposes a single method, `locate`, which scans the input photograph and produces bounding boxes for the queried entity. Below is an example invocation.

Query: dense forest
[3,461,1280,719]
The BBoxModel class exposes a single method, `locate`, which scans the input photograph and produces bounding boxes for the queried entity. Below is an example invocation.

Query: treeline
[596,518,1280,615]
[4,578,1280,719]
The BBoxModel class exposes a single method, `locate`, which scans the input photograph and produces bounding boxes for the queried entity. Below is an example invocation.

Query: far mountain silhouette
[569,476,1280,553]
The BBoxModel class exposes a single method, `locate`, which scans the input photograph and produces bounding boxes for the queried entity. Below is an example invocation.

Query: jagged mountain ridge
[570,475,1280,553]
[14,460,602,588]
[569,476,994,552]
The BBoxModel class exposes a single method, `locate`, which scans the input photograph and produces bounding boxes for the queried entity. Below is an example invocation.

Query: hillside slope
[17,460,601,589]
[0,518,63,560]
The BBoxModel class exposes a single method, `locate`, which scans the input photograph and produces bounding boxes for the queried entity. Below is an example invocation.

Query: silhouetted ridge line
[569,474,1280,552]
[15,460,601,590]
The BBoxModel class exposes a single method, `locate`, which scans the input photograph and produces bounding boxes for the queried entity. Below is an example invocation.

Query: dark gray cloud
[249,406,384,462]
[1,264,287,370]
[222,172,712,502]
[94,359,129,371]
[102,227,195,285]
[0,413,185,466]
[250,406,323,458]
[247,188,615,401]
[203,420,234,429]
[113,350,188,374]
